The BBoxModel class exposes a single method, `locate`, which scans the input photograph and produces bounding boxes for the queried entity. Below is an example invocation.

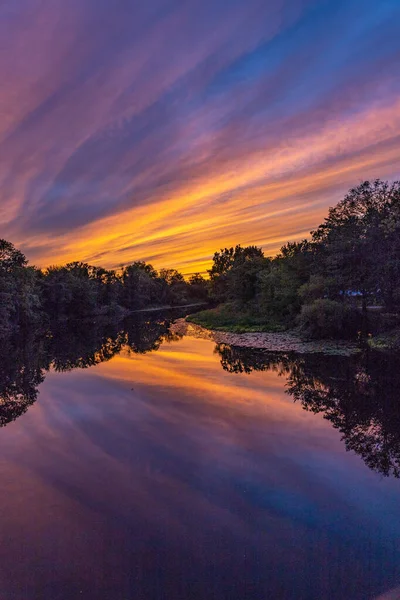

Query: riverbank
[171,318,359,355]
[131,302,207,313]
[367,327,400,353]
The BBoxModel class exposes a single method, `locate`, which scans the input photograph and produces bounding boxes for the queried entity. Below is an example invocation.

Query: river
[0,313,399,599]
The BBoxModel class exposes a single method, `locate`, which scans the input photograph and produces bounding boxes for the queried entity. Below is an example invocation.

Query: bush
[298,299,361,340]
[368,328,400,353]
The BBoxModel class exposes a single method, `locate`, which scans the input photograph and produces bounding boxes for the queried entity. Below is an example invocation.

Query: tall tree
[311,180,400,311]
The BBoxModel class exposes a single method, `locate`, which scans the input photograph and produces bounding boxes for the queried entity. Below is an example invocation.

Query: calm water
[0,315,399,600]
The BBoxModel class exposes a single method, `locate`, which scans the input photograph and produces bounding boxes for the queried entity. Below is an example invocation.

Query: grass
[186,304,288,333]
[368,328,400,353]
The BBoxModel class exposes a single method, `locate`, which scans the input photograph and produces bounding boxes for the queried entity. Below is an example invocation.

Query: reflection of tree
[49,322,126,372]
[0,313,184,428]
[215,344,295,375]
[0,335,47,426]
[124,313,182,354]
[287,353,400,478]
[216,344,400,478]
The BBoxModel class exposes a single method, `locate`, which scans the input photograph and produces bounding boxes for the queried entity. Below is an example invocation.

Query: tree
[0,240,41,334]
[188,273,209,301]
[0,239,27,273]
[159,269,189,305]
[311,180,400,312]
[121,262,160,310]
[258,241,312,322]
[208,245,265,304]
[41,264,98,320]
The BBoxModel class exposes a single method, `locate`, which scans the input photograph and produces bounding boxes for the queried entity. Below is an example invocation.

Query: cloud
[0,0,399,273]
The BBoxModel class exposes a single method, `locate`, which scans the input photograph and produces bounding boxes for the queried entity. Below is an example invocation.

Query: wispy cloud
[1,0,399,273]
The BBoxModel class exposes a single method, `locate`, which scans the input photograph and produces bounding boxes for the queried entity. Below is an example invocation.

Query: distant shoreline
[130,302,207,313]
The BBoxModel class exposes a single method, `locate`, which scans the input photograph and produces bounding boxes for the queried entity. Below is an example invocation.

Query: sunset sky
[1,0,399,275]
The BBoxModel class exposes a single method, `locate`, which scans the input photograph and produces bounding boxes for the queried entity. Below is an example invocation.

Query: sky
[0,0,399,275]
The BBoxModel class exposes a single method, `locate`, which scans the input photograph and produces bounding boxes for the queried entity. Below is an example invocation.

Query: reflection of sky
[1,0,400,273]
[0,337,399,599]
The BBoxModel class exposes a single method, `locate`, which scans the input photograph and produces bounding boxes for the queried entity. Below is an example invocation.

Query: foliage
[121,262,161,310]
[0,239,27,272]
[368,327,400,353]
[208,245,266,305]
[0,240,207,334]
[187,273,209,301]
[311,179,400,310]
[297,299,361,340]
[0,240,42,335]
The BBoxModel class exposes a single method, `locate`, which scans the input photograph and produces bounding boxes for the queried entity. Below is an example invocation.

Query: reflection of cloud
[374,588,400,600]
[1,336,400,597]
[0,0,400,273]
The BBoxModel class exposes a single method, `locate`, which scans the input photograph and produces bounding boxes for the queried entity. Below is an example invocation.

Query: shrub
[368,328,400,353]
[298,299,361,339]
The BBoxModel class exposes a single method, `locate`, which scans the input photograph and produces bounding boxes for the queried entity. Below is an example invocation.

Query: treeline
[1,179,400,340]
[201,179,400,338]
[0,242,208,336]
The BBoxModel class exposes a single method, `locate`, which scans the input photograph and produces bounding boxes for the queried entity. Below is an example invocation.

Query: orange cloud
[16,97,400,275]
[1,0,399,274]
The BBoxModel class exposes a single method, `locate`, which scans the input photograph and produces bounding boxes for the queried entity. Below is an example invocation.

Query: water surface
[0,316,399,599]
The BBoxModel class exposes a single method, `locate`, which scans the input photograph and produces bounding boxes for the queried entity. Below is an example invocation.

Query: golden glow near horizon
[1,1,399,274]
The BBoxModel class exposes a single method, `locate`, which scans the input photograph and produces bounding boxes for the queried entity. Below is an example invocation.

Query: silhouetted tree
[188,273,209,301]
[159,269,188,305]
[311,180,400,312]
[120,262,160,310]
[209,245,265,305]
[0,240,42,334]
